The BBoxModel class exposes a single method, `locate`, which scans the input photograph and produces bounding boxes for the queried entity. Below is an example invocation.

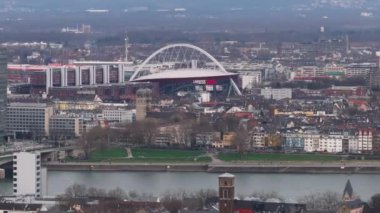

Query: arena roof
[132,69,237,81]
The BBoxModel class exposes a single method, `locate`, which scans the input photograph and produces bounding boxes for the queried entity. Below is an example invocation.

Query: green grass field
[88,148,211,163]
[217,153,341,162]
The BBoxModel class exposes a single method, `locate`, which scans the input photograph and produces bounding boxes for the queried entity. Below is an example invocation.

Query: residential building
[283,133,304,152]
[7,103,54,139]
[303,132,320,152]
[102,108,135,123]
[319,133,343,153]
[49,115,81,138]
[368,67,380,88]
[293,66,324,79]
[348,136,359,153]
[0,49,7,142]
[13,152,41,197]
[251,132,266,148]
[357,128,373,153]
[239,71,262,90]
[153,133,173,147]
[260,88,292,100]
[345,63,376,78]
[195,132,221,147]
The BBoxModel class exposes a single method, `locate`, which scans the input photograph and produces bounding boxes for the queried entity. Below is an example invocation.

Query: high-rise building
[136,88,152,121]
[13,152,42,197]
[0,49,7,142]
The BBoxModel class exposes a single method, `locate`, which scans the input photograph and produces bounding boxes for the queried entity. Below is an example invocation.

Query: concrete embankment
[44,162,380,174]
[44,163,209,172]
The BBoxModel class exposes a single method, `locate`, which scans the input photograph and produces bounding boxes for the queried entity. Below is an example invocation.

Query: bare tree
[108,187,127,200]
[63,183,88,198]
[87,187,107,198]
[298,191,341,213]
[233,128,250,156]
[161,193,183,213]
[248,191,284,202]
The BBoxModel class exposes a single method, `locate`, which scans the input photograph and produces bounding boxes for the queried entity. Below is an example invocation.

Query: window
[223,189,229,198]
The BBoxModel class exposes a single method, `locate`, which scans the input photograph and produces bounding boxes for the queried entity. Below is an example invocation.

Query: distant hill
[3,0,380,12]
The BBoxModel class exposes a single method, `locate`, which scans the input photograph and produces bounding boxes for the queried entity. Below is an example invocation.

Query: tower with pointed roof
[338,179,365,213]
[343,179,354,201]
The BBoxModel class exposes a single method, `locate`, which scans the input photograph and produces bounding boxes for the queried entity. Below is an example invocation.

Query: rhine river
[1,171,380,201]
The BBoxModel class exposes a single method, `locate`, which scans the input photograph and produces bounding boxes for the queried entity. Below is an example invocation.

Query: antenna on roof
[125,33,130,63]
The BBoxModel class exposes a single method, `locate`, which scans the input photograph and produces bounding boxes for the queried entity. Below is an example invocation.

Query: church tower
[219,173,235,213]
[342,179,354,201]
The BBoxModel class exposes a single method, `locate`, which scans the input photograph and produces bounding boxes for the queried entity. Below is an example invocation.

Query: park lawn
[129,148,209,162]
[217,153,341,162]
[132,148,204,159]
[112,156,212,163]
[89,148,211,163]
[89,148,127,162]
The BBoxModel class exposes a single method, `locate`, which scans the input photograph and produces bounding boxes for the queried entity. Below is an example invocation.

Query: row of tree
[78,115,251,158]
[58,184,380,213]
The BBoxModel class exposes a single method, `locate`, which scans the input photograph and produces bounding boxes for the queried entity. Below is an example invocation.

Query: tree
[87,187,107,198]
[233,128,250,156]
[366,194,380,213]
[298,191,340,213]
[79,126,112,159]
[122,119,159,146]
[161,193,183,213]
[249,191,284,202]
[108,187,127,200]
[63,183,88,198]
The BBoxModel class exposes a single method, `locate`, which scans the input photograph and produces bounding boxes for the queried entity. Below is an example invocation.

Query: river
[1,171,380,201]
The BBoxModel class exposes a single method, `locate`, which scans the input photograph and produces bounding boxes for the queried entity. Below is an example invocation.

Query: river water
[1,171,380,201]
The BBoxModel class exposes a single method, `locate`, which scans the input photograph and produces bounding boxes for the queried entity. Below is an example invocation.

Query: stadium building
[7,43,242,100]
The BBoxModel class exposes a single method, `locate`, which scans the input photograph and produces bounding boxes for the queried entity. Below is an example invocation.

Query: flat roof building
[13,152,42,197]
[49,115,81,138]
[0,50,7,142]
[260,88,292,100]
[7,103,53,139]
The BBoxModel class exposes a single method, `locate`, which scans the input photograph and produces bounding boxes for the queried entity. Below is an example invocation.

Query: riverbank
[44,161,380,174]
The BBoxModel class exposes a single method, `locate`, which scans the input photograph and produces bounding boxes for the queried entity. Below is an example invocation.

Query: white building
[199,92,211,103]
[293,66,324,79]
[303,132,320,152]
[13,152,41,197]
[348,136,359,153]
[357,129,373,152]
[319,134,343,153]
[240,71,262,90]
[260,88,292,100]
[102,109,135,123]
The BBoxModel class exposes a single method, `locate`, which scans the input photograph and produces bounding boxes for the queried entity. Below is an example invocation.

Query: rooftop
[133,69,237,81]
[219,173,235,178]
